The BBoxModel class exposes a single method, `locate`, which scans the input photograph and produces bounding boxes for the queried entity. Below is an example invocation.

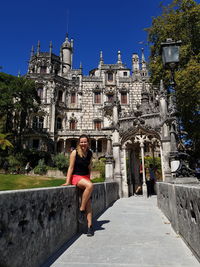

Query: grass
[0,174,105,191]
[0,174,65,191]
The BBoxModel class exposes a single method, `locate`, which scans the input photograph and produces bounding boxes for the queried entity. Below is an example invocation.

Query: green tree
[0,72,40,149]
[146,0,200,158]
[0,133,13,150]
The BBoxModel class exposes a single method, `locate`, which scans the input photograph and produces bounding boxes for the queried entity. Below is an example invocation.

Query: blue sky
[0,0,198,76]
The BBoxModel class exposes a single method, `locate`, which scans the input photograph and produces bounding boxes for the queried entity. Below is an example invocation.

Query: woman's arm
[62,150,76,186]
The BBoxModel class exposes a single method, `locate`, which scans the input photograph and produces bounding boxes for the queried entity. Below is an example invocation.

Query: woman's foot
[78,210,85,224]
[87,226,94,237]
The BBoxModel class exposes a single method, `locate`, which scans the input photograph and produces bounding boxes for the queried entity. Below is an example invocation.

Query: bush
[92,158,105,179]
[34,159,47,175]
[52,153,69,172]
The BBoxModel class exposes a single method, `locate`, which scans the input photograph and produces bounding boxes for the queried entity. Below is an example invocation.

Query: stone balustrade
[156,182,200,261]
[0,182,119,267]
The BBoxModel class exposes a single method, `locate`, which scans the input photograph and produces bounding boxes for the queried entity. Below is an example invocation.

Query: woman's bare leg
[77,179,94,211]
[85,199,92,227]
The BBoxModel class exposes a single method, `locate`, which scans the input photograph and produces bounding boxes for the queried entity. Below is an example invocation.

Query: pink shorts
[71,174,90,186]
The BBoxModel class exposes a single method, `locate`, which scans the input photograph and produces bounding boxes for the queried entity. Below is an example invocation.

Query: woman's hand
[61,182,70,186]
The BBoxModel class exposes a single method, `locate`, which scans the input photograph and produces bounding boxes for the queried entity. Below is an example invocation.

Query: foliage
[92,158,105,179]
[91,177,105,183]
[0,133,13,150]
[146,0,200,158]
[0,174,65,191]
[52,153,69,172]
[7,153,24,173]
[0,72,40,150]
[144,156,162,180]
[34,159,47,175]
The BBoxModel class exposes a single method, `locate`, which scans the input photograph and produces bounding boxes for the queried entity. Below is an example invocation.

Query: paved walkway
[47,196,199,267]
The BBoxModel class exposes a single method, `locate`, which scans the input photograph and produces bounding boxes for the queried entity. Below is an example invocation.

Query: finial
[37,40,40,55]
[100,51,104,64]
[141,48,145,62]
[18,70,21,77]
[117,50,122,64]
[31,45,34,57]
[80,62,82,69]
[160,80,164,91]
[49,41,53,54]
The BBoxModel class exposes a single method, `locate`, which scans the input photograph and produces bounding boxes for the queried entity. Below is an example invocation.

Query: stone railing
[0,182,119,267]
[157,182,200,261]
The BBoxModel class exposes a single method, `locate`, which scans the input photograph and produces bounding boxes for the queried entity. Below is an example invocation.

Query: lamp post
[161,39,195,180]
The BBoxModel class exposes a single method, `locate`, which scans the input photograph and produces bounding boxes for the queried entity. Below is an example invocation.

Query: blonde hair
[76,134,89,158]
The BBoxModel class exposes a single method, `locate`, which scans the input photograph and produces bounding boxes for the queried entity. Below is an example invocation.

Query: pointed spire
[18,70,21,77]
[49,41,53,54]
[80,62,82,69]
[117,50,122,64]
[31,45,34,58]
[160,79,164,91]
[141,48,146,70]
[37,40,40,55]
[100,51,104,64]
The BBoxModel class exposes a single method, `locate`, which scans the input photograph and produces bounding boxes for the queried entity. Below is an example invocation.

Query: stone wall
[0,182,119,267]
[157,182,200,261]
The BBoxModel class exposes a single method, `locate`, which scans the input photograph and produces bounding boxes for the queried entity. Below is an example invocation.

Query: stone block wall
[157,182,200,261]
[0,182,119,267]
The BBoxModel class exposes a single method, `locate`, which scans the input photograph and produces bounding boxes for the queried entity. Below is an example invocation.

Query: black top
[72,149,93,176]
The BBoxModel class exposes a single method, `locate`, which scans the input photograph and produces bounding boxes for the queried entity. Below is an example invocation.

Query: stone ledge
[157,182,200,262]
[0,182,119,267]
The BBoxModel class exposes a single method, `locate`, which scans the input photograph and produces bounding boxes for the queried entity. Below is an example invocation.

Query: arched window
[107,94,114,103]
[37,88,43,98]
[71,92,76,104]
[107,72,113,81]
[32,116,44,129]
[56,118,62,130]
[121,92,127,104]
[69,120,76,130]
[94,120,102,131]
[58,90,63,102]
[94,92,101,104]
[32,116,38,129]
[40,66,47,73]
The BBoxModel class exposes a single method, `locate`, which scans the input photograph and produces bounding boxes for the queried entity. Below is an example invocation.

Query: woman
[62,134,94,236]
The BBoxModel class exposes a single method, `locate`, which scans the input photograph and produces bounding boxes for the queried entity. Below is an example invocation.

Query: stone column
[50,101,55,134]
[140,141,147,196]
[112,130,122,197]
[105,136,114,181]
[121,145,129,197]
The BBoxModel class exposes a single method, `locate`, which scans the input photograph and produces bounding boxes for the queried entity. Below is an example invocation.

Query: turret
[98,51,104,68]
[140,48,148,77]
[61,34,73,74]
[117,50,122,65]
[132,53,139,74]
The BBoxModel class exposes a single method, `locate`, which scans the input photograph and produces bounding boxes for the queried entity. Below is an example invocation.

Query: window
[97,140,102,152]
[37,88,43,98]
[107,94,114,103]
[56,118,62,130]
[94,121,101,131]
[121,92,127,104]
[123,72,127,76]
[38,117,44,129]
[94,92,101,104]
[69,120,76,130]
[33,139,39,149]
[70,139,77,150]
[107,72,113,81]
[58,90,63,102]
[71,93,76,104]
[40,66,47,73]
[91,140,96,152]
[32,116,43,129]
